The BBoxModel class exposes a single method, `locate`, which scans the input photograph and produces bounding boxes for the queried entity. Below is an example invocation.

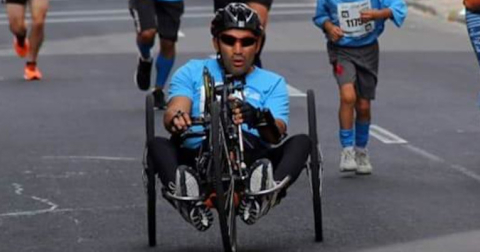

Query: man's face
[213,29,260,77]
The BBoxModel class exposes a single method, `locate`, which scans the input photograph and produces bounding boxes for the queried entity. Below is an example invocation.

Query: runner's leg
[28,0,49,63]
[6,2,27,46]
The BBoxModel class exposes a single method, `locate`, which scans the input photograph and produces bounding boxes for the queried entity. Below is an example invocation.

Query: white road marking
[42,156,138,162]
[288,85,307,97]
[403,145,480,183]
[449,164,480,183]
[0,204,142,218]
[0,3,316,18]
[35,172,86,179]
[12,183,23,195]
[0,9,314,25]
[370,124,408,144]
[6,183,59,217]
[403,144,444,163]
[366,125,480,182]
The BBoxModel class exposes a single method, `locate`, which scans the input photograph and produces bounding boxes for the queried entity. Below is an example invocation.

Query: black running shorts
[213,0,273,11]
[5,0,28,5]
[129,0,184,41]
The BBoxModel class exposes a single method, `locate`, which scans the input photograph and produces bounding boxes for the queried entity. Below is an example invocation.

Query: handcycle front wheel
[307,89,324,242]
[211,101,237,252]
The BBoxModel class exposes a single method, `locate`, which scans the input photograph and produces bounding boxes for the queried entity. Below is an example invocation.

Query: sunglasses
[219,34,258,47]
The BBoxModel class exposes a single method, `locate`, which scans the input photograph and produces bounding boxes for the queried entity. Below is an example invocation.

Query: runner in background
[129,0,184,109]
[4,0,49,80]
[313,0,407,175]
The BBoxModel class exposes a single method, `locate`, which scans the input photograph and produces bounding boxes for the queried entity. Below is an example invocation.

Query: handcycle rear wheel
[211,101,237,252]
[145,93,157,247]
[307,89,324,242]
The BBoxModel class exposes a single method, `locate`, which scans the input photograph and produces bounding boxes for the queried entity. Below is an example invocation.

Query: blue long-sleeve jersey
[313,0,407,47]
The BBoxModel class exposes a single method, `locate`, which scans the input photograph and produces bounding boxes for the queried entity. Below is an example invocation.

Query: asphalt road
[1,1,480,252]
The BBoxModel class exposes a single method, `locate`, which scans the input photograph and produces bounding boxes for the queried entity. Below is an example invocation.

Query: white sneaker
[175,165,200,197]
[355,148,373,175]
[174,165,213,231]
[249,159,276,192]
[239,159,277,225]
[340,147,357,172]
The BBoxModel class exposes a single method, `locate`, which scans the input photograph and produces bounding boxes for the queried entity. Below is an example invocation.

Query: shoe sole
[355,169,372,175]
[24,75,41,81]
[340,166,357,172]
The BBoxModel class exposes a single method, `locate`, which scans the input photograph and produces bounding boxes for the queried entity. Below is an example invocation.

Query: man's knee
[138,29,156,43]
[160,39,176,58]
[355,99,371,119]
[149,137,171,153]
[290,134,312,152]
[282,134,312,159]
[30,18,45,31]
[340,83,357,106]
[7,13,26,34]
[9,21,26,35]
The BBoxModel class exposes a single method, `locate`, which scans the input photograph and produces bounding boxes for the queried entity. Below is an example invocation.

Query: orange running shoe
[24,63,42,81]
[13,37,29,58]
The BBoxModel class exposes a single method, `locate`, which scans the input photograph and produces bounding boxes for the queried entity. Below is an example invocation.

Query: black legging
[148,133,312,189]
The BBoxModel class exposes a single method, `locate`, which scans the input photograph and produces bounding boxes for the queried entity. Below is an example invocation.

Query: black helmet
[211,2,263,37]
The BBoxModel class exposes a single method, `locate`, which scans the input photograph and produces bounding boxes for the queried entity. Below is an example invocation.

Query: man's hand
[169,110,192,134]
[360,9,379,22]
[228,95,260,127]
[361,8,392,22]
[163,96,192,135]
[324,21,344,43]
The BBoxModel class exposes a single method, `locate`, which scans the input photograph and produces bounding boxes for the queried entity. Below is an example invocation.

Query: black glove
[239,102,264,128]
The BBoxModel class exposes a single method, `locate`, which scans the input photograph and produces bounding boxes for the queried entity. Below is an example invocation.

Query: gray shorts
[327,41,379,100]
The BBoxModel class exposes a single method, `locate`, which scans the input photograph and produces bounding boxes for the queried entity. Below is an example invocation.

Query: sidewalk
[406,0,466,23]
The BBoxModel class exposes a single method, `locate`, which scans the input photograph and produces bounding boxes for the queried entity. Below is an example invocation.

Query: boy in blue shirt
[313,0,407,174]
[129,0,184,109]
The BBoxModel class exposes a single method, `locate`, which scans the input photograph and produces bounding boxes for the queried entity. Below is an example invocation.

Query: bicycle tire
[211,101,237,252]
[145,93,157,247]
[307,89,324,242]
[146,156,157,247]
[146,93,155,144]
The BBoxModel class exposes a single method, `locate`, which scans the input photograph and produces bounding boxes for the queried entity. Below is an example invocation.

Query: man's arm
[323,20,344,43]
[257,118,286,144]
[465,0,480,11]
[164,96,192,134]
[230,99,286,144]
[360,8,393,22]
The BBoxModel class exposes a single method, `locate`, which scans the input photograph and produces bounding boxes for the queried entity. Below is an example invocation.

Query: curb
[405,0,465,24]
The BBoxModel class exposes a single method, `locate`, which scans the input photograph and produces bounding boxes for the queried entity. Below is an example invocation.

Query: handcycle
[142,68,324,251]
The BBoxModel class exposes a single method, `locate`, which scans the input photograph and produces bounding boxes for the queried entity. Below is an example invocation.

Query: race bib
[337,0,375,38]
